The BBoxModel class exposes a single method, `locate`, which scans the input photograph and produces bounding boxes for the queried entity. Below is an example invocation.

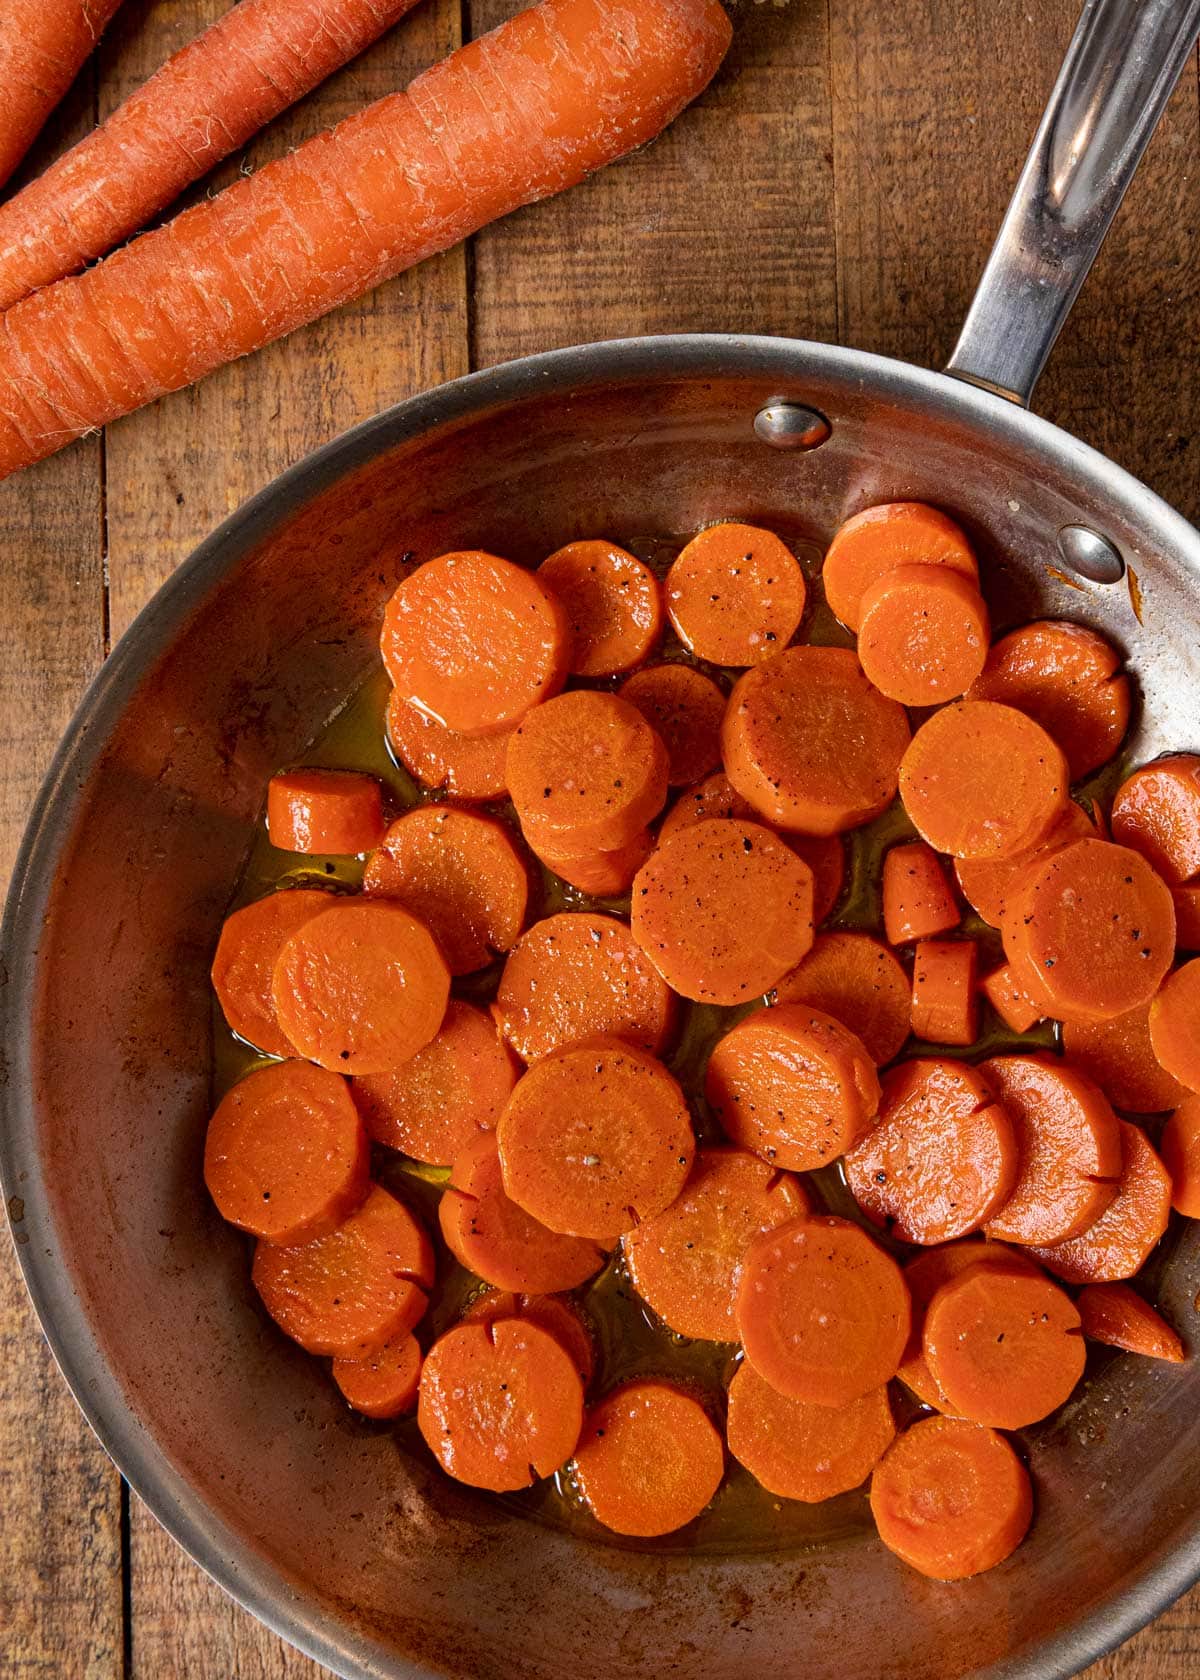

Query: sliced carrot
[857,564,990,707]
[883,841,960,945]
[497,1038,694,1239]
[658,770,756,841]
[631,817,815,1004]
[1077,1283,1184,1363]
[723,646,910,836]
[363,805,528,975]
[622,1147,810,1340]
[1028,1120,1171,1283]
[954,798,1095,928]
[205,1060,368,1246]
[266,768,385,855]
[1162,1093,1200,1216]
[417,1319,584,1492]
[896,1239,1044,1409]
[381,551,568,737]
[619,663,726,787]
[211,887,336,1058]
[1173,882,1200,951]
[439,1133,607,1293]
[1110,755,1200,885]
[271,899,450,1074]
[910,938,979,1046]
[788,833,848,925]
[844,1058,1017,1245]
[771,931,910,1065]
[706,1004,880,1170]
[573,1379,724,1536]
[870,1417,1032,1580]
[385,688,510,802]
[532,826,655,896]
[727,1362,894,1503]
[1062,1000,1187,1114]
[980,963,1043,1034]
[822,502,979,633]
[665,522,806,666]
[351,999,518,1165]
[735,1214,911,1405]
[507,690,669,852]
[461,1288,596,1384]
[332,1332,422,1419]
[494,911,676,1062]
[538,539,662,676]
[252,1183,434,1356]
[1149,959,1200,1093]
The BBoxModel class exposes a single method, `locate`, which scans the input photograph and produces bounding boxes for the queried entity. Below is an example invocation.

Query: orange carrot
[980,963,1043,1034]
[1149,959,1200,1093]
[822,503,979,633]
[211,887,337,1058]
[954,798,1095,927]
[386,688,510,802]
[787,833,848,925]
[910,938,979,1046]
[882,842,960,945]
[727,1363,894,1502]
[0,0,123,192]
[267,768,385,856]
[896,1240,1044,1409]
[771,931,910,1064]
[1062,1001,1187,1114]
[857,564,990,707]
[573,1379,724,1536]
[1162,1092,1200,1216]
[1028,1120,1171,1283]
[0,0,733,479]
[665,522,806,665]
[1111,755,1200,885]
[1173,882,1200,951]
[333,1331,422,1419]
[1077,1282,1184,1363]
[532,825,655,896]
[658,770,756,841]
[205,1060,368,1246]
[619,663,727,787]
[538,540,662,676]
[461,1288,596,1384]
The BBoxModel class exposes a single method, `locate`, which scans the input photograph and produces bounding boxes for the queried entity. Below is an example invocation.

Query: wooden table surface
[3,1,1200,1674]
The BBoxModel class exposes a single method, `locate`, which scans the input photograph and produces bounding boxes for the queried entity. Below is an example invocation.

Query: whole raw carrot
[0,0,733,478]
[0,0,124,193]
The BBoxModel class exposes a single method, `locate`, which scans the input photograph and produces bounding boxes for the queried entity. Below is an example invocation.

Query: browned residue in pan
[1127,564,1144,623]
[1044,565,1086,592]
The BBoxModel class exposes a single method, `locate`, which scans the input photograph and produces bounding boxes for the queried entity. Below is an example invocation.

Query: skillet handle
[946,0,1200,407]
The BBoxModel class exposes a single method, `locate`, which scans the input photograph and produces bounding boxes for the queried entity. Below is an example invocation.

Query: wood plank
[1089,1584,1200,1677]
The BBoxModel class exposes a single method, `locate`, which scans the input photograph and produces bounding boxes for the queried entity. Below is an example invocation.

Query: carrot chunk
[1077,1282,1184,1363]
[418,1319,584,1492]
[735,1215,911,1405]
[727,1363,894,1502]
[532,826,655,897]
[822,502,979,633]
[1149,959,1200,1093]
[870,1417,1032,1580]
[896,1240,1044,1409]
[1173,882,1200,950]
[658,770,756,840]
[665,522,806,666]
[1028,1120,1171,1283]
[980,963,1043,1034]
[771,931,910,1064]
[858,565,990,706]
[954,798,1095,928]
[623,1147,809,1340]
[883,842,961,945]
[723,647,910,835]
[573,1380,724,1536]
[211,888,336,1058]
[1110,755,1200,884]
[538,540,662,676]
[333,1332,422,1419]
[620,663,726,787]
[1062,1000,1187,1114]
[385,689,510,802]
[788,833,848,925]
[266,768,385,855]
[706,1005,880,1171]
[461,1289,596,1384]
[910,938,979,1047]
[1162,1093,1200,1216]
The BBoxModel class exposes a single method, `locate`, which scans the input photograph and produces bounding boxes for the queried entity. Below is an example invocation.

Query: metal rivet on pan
[1057,525,1126,584]
[753,403,831,451]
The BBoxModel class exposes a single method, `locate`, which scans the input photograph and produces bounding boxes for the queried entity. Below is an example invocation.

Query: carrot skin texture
[0,0,124,193]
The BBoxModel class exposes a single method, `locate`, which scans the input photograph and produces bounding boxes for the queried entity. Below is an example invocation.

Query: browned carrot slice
[619,663,726,787]
[883,841,960,945]
[723,647,910,835]
[623,1147,810,1340]
[1162,1093,1200,1216]
[706,1005,880,1170]
[573,1379,724,1536]
[844,1058,1017,1245]
[266,768,385,855]
[252,1183,434,1356]
[538,539,662,676]
[980,963,1043,1034]
[271,899,450,1074]
[332,1332,422,1418]
[211,887,337,1058]
[771,931,909,1064]
[1149,959,1200,1092]
[954,799,1095,927]
[666,522,806,665]
[788,833,848,924]
[351,1000,518,1166]
[531,826,655,896]
[658,770,756,840]
[385,688,510,802]
[461,1288,596,1384]
[822,502,978,633]
[870,1417,1032,1580]
[497,1038,694,1239]
[439,1133,607,1293]
[205,1060,368,1246]
[1077,1283,1184,1363]
[1110,755,1200,885]
[381,551,569,736]
[910,938,979,1046]
[1174,882,1200,950]
[631,818,815,1004]
[735,1215,911,1404]
[858,564,990,707]
[1062,1001,1187,1114]
[417,1319,584,1492]
[494,911,677,1062]
[727,1363,894,1502]
[1028,1120,1171,1283]
[896,1240,1044,1409]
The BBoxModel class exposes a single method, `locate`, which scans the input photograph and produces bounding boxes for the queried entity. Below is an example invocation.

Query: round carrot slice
[532,826,654,897]
[271,899,450,1075]
[418,1319,584,1492]
[439,1133,608,1293]
[266,768,386,855]
[899,701,1069,861]
[1111,755,1200,885]
[788,833,847,925]
[706,1005,880,1171]
[252,1183,434,1357]
[1174,882,1200,951]
[658,770,756,841]
[619,663,726,787]
[363,805,528,975]
[771,932,910,1064]
[333,1332,422,1419]
[623,1147,810,1341]
[735,1215,911,1405]
[538,539,662,676]
[844,1058,1017,1245]
[723,647,910,835]
[882,841,961,945]
[211,888,337,1058]
[870,1417,1032,1580]
[205,1060,368,1246]
[497,1038,694,1240]
[461,1289,596,1384]
[981,1054,1121,1246]
[727,1363,894,1502]
[966,619,1131,780]
[923,1265,1085,1429]
[572,1380,724,1536]
[896,1240,1044,1409]
[858,564,990,707]
[350,1000,518,1165]
[631,818,815,1005]
[1149,959,1200,1093]
[1028,1120,1171,1283]
[494,911,676,1062]
[1162,1092,1200,1216]
[1077,1282,1184,1363]
[1062,1000,1187,1114]
[381,550,568,737]
[954,798,1094,927]
[385,688,510,802]
[822,502,978,633]
[909,937,979,1048]
[506,690,669,852]
[665,521,806,666]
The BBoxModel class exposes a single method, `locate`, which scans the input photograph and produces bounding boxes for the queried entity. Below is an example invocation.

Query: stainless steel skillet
[4,0,1200,1677]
